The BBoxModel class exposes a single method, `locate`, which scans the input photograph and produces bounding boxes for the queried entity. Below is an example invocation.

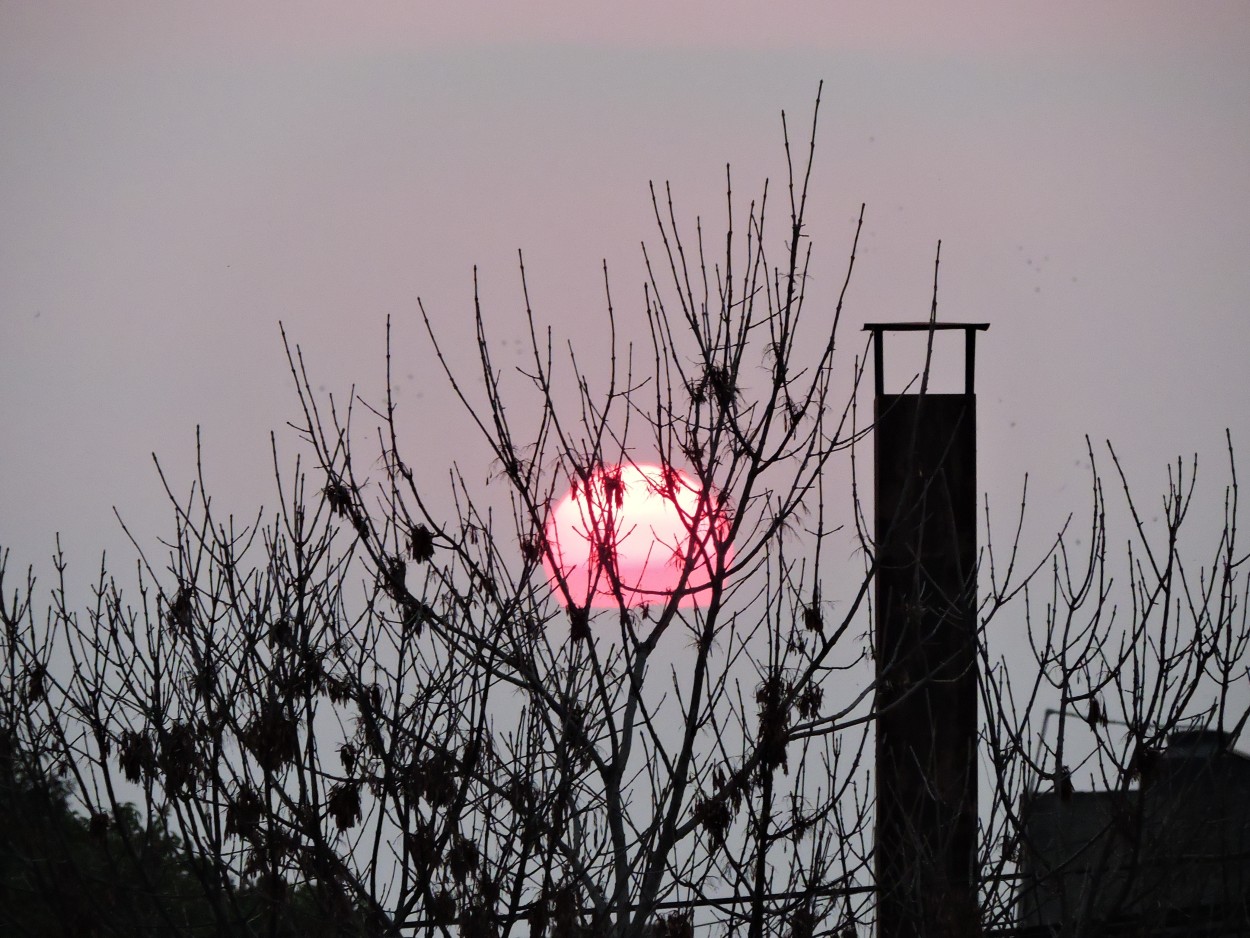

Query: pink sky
[5,2,1249,65]
[1,1,1248,585]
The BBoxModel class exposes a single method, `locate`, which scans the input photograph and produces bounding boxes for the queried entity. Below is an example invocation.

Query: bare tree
[977,436,1250,935]
[2,88,1247,938]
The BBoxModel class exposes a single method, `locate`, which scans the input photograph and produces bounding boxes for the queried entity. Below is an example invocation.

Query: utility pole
[866,322,987,938]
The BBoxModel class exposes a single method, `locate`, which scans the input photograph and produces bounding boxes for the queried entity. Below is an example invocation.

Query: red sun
[543,464,730,608]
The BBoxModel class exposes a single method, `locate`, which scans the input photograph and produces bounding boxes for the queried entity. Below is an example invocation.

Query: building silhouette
[1012,728,1250,936]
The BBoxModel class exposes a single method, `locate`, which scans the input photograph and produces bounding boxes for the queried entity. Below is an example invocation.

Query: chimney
[866,321,988,938]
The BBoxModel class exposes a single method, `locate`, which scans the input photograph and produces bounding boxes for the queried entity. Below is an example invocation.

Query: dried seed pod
[693,796,732,846]
[802,603,823,634]
[165,586,194,635]
[447,834,480,884]
[118,729,156,783]
[569,605,590,643]
[241,704,299,773]
[410,524,435,563]
[327,781,362,831]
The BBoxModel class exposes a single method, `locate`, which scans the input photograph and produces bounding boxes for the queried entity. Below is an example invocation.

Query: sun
[543,463,730,609]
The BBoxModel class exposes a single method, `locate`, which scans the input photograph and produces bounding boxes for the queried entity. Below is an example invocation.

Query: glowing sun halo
[543,463,730,609]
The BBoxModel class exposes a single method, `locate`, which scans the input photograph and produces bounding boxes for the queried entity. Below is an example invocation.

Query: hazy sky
[2,1,1249,580]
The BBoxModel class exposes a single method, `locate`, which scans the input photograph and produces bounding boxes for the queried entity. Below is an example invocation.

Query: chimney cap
[862,321,990,332]
[863,322,990,396]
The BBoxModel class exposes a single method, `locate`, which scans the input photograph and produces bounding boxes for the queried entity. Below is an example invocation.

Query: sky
[2,1,1249,599]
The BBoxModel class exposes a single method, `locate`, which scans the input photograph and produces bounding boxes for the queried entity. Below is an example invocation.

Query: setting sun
[543,463,730,608]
